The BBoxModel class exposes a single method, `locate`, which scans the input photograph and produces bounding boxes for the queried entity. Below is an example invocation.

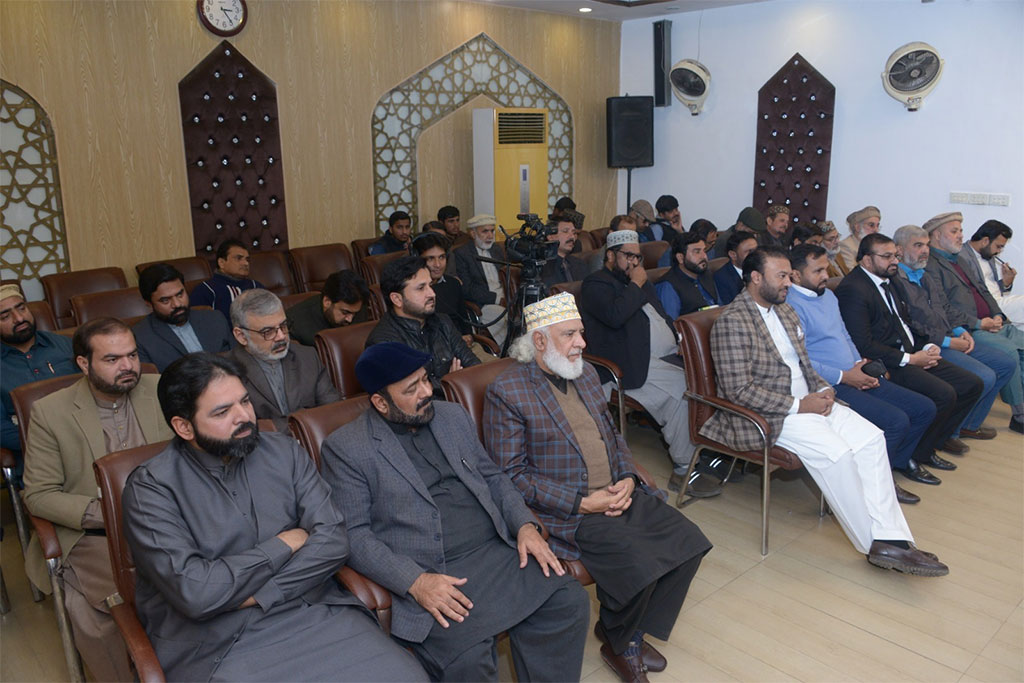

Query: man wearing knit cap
[454,214,508,345]
[320,342,589,681]
[923,212,1024,434]
[760,205,790,248]
[712,207,766,259]
[486,293,711,683]
[839,206,882,267]
[580,230,721,500]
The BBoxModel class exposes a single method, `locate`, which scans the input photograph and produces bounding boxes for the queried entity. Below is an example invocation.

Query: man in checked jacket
[703,246,947,576]
[484,292,711,683]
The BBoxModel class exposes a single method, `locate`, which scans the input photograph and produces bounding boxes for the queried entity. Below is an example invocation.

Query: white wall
[618,0,1024,266]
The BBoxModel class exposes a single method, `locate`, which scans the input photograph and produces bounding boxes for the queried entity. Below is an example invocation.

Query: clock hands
[221,8,233,22]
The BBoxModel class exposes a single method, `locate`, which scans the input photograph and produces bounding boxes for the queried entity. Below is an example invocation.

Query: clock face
[198,0,247,37]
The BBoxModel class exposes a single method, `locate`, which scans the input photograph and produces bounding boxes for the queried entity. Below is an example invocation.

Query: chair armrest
[472,334,500,356]
[464,301,482,317]
[0,447,15,469]
[336,566,391,611]
[29,514,62,560]
[683,391,773,440]
[108,601,165,682]
[633,462,657,489]
[582,353,622,382]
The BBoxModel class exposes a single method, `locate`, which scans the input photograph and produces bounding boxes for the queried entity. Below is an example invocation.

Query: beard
[402,296,436,320]
[155,306,189,326]
[248,336,289,361]
[195,421,260,460]
[474,236,495,251]
[758,281,788,305]
[1,318,35,345]
[824,244,840,257]
[88,365,140,396]
[978,244,996,260]
[382,391,435,426]
[543,345,584,380]
[684,257,708,274]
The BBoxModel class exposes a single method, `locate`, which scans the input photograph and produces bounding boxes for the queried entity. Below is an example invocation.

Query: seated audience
[454,214,508,345]
[690,218,719,253]
[320,342,590,682]
[368,210,413,255]
[706,247,948,575]
[836,233,984,460]
[437,205,463,241]
[819,220,850,276]
[628,199,657,242]
[713,230,759,305]
[23,318,173,681]
[760,205,790,248]
[655,194,684,238]
[963,219,1024,330]
[656,231,720,319]
[411,232,472,335]
[786,245,940,499]
[839,206,881,267]
[422,220,446,236]
[191,238,265,319]
[367,256,479,397]
[2,284,77,461]
[133,263,234,371]
[286,270,370,346]
[923,212,1024,434]
[712,206,766,259]
[122,353,426,683]
[542,217,589,288]
[227,289,339,431]
[789,223,824,248]
[549,195,577,221]
[487,294,712,682]
[894,225,1014,442]
[560,208,587,254]
[580,230,720,500]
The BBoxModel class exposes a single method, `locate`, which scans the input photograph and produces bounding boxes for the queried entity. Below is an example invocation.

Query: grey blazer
[319,401,536,644]
[925,252,1004,329]
[227,345,340,432]
[133,309,234,372]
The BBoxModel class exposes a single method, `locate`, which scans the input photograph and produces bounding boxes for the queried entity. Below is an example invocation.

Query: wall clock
[197,0,247,37]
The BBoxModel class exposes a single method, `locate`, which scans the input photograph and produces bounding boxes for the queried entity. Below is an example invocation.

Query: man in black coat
[133,263,234,371]
[541,217,590,289]
[579,230,719,501]
[835,233,984,465]
[286,270,370,346]
[454,214,508,344]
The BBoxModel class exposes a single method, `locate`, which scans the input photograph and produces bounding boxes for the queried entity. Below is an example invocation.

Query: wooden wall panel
[0,0,620,281]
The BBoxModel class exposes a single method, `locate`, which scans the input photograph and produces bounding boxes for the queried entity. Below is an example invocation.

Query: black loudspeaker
[653,20,672,107]
[606,96,655,168]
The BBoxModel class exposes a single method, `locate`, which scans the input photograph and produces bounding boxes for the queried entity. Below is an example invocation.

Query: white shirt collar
[791,283,818,298]
[861,265,888,287]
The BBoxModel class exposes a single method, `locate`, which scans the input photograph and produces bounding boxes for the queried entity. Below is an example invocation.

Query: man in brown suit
[23,317,173,681]
[702,247,947,576]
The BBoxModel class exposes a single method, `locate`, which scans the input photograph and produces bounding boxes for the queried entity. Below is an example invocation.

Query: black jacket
[541,254,590,290]
[286,293,370,346]
[133,309,234,372]
[579,267,676,390]
[835,266,926,370]
[365,311,479,395]
[432,275,473,335]
[368,230,409,255]
[657,266,720,316]
[454,241,505,307]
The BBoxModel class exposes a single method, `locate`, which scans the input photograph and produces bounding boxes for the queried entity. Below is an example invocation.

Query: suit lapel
[235,350,278,409]
[71,379,109,461]
[151,317,187,356]
[737,292,785,367]
[281,350,300,406]
[131,379,168,442]
[368,413,434,504]
[527,364,583,459]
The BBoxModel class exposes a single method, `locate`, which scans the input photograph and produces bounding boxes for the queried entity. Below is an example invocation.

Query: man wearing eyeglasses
[227,289,339,431]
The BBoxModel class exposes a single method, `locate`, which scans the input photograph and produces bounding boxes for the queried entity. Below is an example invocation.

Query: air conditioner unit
[473,108,549,235]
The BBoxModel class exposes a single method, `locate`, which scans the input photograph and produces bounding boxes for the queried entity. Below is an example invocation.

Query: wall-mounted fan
[882,42,944,111]
[669,59,710,115]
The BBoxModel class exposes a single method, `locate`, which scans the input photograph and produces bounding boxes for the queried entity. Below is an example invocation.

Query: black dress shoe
[896,461,941,485]
[894,483,920,504]
[1011,417,1024,434]
[867,541,949,577]
[594,622,666,673]
[926,453,957,471]
[939,437,970,456]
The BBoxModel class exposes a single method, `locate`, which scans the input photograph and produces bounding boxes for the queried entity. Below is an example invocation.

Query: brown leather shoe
[939,438,969,456]
[600,643,650,683]
[894,483,920,505]
[960,426,997,440]
[867,541,949,577]
[594,621,667,672]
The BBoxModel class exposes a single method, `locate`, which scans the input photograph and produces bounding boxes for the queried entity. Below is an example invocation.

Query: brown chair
[290,243,354,293]
[313,321,376,398]
[674,308,806,556]
[548,280,582,308]
[27,300,58,332]
[280,290,318,312]
[710,256,729,273]
[359,251,405,286]
[639,240,670,270]
[646,266,670,281]
[349,238,378,269]
[367,284,387,320]
[589,227,610,248]
[576,230,596,251]
[0,447,44,603]
[135,257,212,283]
[249,250,297,296]
[825,275,843,291]
[71,286,151,326]
[43,267,128,329]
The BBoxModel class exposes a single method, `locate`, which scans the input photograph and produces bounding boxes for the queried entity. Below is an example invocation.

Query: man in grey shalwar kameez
[122,353,425,682]
[320,342,590,682]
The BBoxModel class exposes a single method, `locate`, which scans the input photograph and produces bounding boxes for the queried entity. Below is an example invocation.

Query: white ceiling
[455,0,773,22]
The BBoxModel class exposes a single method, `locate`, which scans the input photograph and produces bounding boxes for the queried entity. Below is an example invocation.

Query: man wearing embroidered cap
[485,293,711,682]
[839,205,882,267]
[454,214,508,345]
[580,230,722,500]
[320,342,590,681]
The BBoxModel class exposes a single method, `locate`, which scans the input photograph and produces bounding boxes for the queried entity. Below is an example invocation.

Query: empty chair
[71,287,151,326]
[135,256,212,283]
[248,250,296,296]
[313,321,376,398]
[290,243,354,292]
[42,267,128,328]
[349,238,378,269]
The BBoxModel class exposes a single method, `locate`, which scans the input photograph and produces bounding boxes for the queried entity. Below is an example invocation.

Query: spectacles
[869,252,898,261]
[620,252,643,263]
[240,320,289,341]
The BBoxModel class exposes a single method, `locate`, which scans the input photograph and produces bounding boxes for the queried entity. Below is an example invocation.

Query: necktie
[881,281,914,352]
[561,258,572,283]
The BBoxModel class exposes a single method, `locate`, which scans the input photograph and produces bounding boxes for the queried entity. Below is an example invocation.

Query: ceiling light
[579,7,592,12]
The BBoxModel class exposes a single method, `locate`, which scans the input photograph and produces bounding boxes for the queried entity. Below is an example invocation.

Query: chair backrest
[639,240,670,270]
[42,267,128,329]
[280,291,319,312]
[71,286,151,326]
[710,256,729,273]
[576,230,596,251]
[287,395,372,469]
[589,227,610,248]
[134,256,213,283]
[825,275,843,291]
[646,266,669,282]
[313,320,376,398]
[499,266,521,302]
[548,280,583,310]
[359,252,405,286]
[249,250,296,296]
[367,284,387,320]
[27,300,58,332]
[349,238,378,269]
[674,308,724,431]
[440,358,516,443]
[289,244,354,293]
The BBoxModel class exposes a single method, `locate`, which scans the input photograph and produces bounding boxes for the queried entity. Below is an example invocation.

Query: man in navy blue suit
[713,230,758,305]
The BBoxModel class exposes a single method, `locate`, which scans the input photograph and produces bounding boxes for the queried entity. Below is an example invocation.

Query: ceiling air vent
[497,111,546,145]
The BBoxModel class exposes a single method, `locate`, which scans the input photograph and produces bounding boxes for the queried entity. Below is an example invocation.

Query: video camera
[503,213,560,272]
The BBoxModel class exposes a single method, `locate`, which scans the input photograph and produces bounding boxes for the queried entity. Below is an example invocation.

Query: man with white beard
[819,221,851,277]
[484,293,711,683]
[454,214,508,345]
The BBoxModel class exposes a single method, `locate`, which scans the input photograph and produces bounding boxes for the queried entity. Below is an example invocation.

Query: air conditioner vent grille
[497,112,545,144]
